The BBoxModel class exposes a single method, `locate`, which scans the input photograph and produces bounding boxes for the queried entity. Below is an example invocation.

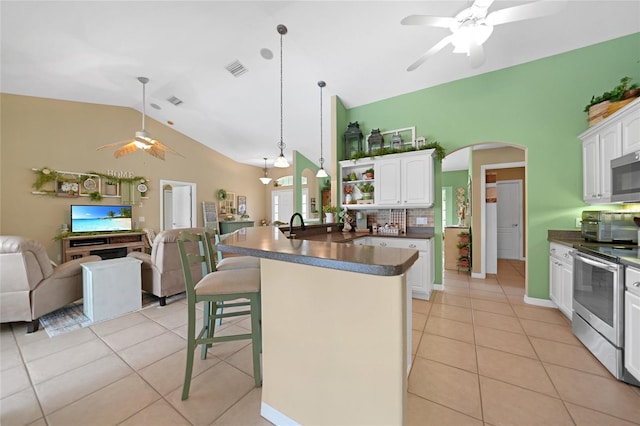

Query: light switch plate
[416,217,428,225]
[575,217,581,228]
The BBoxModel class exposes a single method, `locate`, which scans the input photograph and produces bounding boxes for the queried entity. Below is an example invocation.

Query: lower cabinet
[219,221,254,234]
[360,237,433,300]
[625,266,640,382]
[549,242,574,319]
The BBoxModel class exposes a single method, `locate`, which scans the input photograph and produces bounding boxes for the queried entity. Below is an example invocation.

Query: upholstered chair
[0,235,101,333]
[127,228,208,306]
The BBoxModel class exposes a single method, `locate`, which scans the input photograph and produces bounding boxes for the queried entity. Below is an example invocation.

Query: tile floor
[2,259,640,425]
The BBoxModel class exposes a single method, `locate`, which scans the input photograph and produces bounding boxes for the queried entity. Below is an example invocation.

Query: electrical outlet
[416,217,428,225]
[575,217,581,228]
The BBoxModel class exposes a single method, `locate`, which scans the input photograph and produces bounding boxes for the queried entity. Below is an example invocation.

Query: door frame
[479,161,525,279]
[159,180,197,231]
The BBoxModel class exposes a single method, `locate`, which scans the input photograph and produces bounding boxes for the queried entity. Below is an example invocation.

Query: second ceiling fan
[402,0,566,71]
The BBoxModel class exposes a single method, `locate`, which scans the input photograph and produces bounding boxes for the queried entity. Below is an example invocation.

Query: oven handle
[572,252,619,272]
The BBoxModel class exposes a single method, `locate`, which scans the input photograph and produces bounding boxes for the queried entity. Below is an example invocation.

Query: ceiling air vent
[167,96,183,106]
[225,60,248,77]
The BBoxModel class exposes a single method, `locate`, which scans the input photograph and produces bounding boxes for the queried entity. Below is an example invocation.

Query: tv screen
[70,205,133,233]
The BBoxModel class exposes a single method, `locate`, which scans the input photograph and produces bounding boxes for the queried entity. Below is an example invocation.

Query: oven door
[572,251,624,346]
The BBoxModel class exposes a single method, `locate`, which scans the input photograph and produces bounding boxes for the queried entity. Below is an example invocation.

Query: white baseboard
[433,284,444,291]
[261,402,300,426]
[471,272,484,279]
[524,295,557,308]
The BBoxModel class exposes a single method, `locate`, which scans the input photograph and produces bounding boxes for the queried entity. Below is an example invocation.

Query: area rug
[39,292,177,338]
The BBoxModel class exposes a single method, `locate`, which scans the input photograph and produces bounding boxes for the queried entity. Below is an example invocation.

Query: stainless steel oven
[572,244,640,385]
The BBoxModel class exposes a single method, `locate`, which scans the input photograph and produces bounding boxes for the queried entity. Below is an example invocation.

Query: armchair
[128,228,208,306]
[0,235,101,333]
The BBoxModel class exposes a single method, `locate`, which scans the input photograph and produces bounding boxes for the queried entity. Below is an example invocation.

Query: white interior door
[172,185,192,229]
[272,189,293,223]
[496,180,522,259]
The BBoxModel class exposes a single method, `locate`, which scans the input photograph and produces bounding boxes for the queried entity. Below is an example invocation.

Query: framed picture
[238,196,247,215]
[56,180,79,197]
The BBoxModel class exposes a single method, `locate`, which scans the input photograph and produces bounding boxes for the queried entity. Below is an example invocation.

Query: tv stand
[62,232,145,262]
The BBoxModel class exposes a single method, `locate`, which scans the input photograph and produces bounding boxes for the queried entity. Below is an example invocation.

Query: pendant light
[273,24,290,168]
[316,81,328,178]
[259,157,272,185]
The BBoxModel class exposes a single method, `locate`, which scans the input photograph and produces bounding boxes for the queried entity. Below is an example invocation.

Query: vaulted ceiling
[2,1,638,174]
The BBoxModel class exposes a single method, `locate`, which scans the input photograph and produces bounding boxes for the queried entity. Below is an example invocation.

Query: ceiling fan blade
[468,42,486,68]
[96,139,132,151]
[151,141,185,158]
[146,145,166,160]
[487,0,567,26]
[401,15,456,28]
[113,142,139,158]
[407,35,453,72]
[470,0,495,18]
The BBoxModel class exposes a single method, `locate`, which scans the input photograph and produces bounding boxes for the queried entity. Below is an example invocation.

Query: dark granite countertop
[217,226,419,276]
[547,230,584,248]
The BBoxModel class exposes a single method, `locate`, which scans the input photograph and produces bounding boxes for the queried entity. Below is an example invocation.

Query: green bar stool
[205,230,260,271]
[177,230,262,400]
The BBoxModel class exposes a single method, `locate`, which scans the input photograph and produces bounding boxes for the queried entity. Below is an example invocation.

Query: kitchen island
[217,226,418,425]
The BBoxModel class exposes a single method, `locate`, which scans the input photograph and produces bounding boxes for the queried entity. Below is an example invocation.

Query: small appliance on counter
[581,210,639,243]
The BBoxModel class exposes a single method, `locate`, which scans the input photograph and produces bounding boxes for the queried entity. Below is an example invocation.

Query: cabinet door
[560,261,573,319]
[582,134,600,202]
[402,154,433,206]
[621,106,640,155]
[598,123,622,202]
[375,159,401,205]
[625,289,640,382]
[549,257,562,307]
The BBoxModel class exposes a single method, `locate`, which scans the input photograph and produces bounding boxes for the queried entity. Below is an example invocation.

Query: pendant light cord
[279,29,284,152]
[319,81,324,166]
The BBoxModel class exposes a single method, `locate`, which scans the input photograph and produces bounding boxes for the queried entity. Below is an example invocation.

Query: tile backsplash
[355,208,435,232]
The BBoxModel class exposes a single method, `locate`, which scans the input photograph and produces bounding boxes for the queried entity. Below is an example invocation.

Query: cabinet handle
[633,282,640,288]
[380,242,387,247]
[409,244,416,248]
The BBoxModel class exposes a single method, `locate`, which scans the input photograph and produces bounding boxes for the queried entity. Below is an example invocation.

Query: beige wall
[1,94,268,262]
[471,146,526,275]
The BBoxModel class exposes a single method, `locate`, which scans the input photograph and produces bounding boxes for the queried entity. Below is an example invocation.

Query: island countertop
[217,226,418,276]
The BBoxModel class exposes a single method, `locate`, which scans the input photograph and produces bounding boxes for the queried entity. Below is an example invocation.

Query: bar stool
[177,230,262,400]
[204,230,260,271]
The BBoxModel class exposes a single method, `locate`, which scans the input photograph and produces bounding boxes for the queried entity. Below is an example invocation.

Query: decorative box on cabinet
[549,242,574,319]
[579,98,640,204]
[219,221,254,234]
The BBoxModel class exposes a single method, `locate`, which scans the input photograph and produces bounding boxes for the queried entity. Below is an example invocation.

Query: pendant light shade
[274,24,290,168]
[259,157,272,185]
[316,80,328,178]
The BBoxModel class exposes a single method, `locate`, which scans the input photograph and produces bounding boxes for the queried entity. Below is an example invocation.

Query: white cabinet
[375,151,434,207]
[549,242,573,319]
[579,98,640,204]
[625,266,640,382]
[367,237,433,300]
[340,150,434,209]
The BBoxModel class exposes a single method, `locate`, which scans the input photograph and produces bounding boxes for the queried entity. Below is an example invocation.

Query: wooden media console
[62,232,146,263]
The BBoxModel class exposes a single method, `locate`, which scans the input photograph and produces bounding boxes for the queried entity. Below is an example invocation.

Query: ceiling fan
[402,0,566,71]
[97,77,183,160]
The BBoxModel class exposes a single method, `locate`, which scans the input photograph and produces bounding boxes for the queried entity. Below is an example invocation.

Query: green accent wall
[338,33,640,300]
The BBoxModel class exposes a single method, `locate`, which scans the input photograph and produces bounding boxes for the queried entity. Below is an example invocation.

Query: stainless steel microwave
[611,151,640,202]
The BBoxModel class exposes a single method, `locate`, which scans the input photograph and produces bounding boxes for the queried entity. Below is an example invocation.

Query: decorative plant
[344,184,354,195]
[584,76,639,112]
[364,168,374,179]
[422,140,446,161]
[89,191,103,201]
[323,205,338,214]
[359,182,374,193]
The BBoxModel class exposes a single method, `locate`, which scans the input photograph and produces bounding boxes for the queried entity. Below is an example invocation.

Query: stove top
[575,242,640,262]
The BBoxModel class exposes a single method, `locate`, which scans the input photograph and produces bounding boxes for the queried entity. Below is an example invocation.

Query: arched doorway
[441,143,527,287]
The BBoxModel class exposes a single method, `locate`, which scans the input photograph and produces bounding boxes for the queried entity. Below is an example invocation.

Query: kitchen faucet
[289,212,306,236]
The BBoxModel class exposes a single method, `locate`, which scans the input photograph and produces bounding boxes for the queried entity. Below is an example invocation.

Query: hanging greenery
[32,167,149,200]
[349,139,446,162]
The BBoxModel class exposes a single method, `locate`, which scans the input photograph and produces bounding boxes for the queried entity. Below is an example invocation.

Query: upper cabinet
[340,150,435,210]
[579,98,640,204]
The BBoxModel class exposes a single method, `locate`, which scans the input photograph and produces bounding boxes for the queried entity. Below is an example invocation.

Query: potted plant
[358,182,374,200]
[363,168,374,180]
[104,179,118,196]
[323,205,338,223]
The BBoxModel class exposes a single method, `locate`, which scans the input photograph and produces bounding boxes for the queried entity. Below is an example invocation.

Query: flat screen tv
[70,205,133,233]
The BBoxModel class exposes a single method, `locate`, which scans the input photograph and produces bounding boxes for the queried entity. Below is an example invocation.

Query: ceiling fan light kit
[97,76,183,160]
[273,24,290,169]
